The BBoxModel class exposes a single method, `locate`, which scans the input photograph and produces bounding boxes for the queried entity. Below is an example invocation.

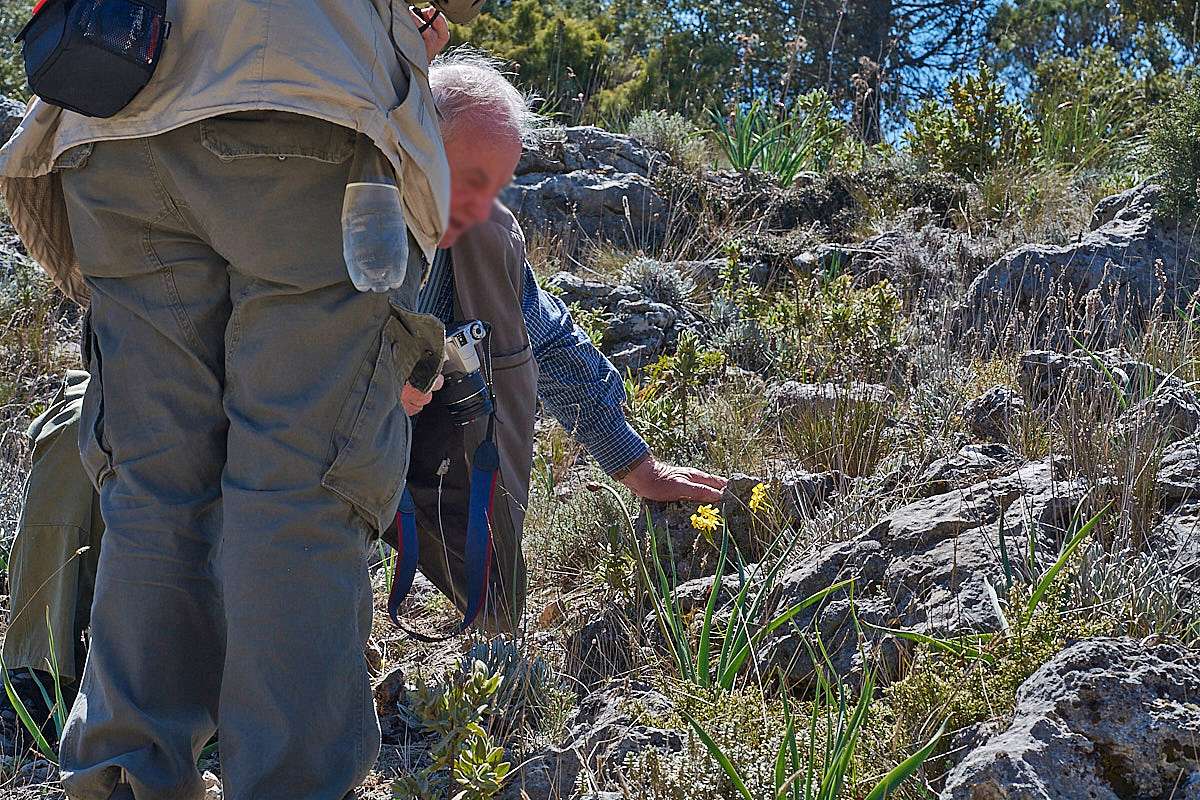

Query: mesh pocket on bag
[77,0,165,66]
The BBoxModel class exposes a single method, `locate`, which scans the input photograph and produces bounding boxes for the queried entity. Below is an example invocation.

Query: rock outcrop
[942,637,1200,800]
[673,460,1090,687]
[957,183,1200,348]
[914,443,1023,497]
[514,681,682,800]
[1159,434,1200,503]
[502,127,670,249]
[766,381,896,421]
[641,469,848,580]
[961,387,1026,443]
[548,271,698,370]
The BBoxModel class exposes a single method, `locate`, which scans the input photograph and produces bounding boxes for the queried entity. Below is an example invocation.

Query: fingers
[680,467,729,491]
[400,382,434,417]
[674,479,724,503]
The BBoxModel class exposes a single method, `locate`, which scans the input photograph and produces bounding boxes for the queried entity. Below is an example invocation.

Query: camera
[440,320,493,425]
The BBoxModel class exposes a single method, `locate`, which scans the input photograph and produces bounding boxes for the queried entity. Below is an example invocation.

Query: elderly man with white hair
[1,46,727,787]
[388,49,728,633]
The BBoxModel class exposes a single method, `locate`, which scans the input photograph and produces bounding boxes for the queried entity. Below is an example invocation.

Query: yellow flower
[749,482,769,514]
[690,504,723,533]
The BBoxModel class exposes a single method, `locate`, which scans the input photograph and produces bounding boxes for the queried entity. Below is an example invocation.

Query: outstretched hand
[618,454,728,503]
[411,6,450,63]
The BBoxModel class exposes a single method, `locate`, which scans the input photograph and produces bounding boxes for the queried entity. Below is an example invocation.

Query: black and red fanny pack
[15,0,170,118]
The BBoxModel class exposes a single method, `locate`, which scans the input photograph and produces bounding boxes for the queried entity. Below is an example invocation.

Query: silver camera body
[440,320,493,425]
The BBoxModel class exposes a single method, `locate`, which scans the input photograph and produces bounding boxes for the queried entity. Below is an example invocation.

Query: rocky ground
[2,109,1199,799]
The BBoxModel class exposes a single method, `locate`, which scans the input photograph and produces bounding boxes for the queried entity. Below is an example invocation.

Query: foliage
[1149,80,1200,215]
[627,109,710,171]
[636,515,854,691]
[709,92,856,185]
[713,258,902,386]
[623,331,725,459]
[0,0,28,101]
[683,670,942,800]
[0,611,69,764]
[393,661,511,800]
[988,0,1197,89]
[450,0,613,123]
[906,63,1040,180]
[567,302,611,349]
[462,639,557,738]
[620,257,697,307]
[1029,46,1163,176]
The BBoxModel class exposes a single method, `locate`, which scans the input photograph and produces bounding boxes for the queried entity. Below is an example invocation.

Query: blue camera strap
[387,434,498,639]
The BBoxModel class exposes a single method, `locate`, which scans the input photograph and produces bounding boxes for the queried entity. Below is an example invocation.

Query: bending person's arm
[521,264,727,502]
[522,262,648,475]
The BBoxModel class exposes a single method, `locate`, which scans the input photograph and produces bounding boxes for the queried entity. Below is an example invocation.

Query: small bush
[713,263,903,384]
[709,91,859,185]
[628,110,709,171]
[1030,47,1162,177]
[620,256,696,307]
[906,63,1039,180]
[1149,81,1200,215]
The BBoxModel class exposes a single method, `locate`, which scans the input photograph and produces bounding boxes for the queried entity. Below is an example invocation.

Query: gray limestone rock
[766,381,897,421]
[957,183,1200,349]
[0,95,25,147]
[674,461,1091,689]
[515,681,683,799]
[915,443,1024,497]
[641,469,848,582]
[502,127,669,248]
[961,387,1026,443]
[941,637,1200,800]
[1157,433,1200,503]
[547,271,697,371]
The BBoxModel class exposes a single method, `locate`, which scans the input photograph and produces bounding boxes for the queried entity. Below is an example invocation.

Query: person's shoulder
[485,201,525,245]
[457,201,525,255]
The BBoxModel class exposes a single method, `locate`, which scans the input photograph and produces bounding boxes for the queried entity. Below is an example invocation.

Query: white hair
[429,47,544,147]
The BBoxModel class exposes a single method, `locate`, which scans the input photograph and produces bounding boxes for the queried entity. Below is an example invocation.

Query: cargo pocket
[322,320,414,533]
[200,111,356,163]
[78,330,114,491]
[51,142,94,173]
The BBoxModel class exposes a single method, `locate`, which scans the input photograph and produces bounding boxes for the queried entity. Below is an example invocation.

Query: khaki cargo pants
[54,111,440,800]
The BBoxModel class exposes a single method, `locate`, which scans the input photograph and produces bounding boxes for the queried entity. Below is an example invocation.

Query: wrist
[611,451,652,482]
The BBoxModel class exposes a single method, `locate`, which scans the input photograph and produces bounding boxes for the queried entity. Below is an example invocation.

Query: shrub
[1149,81,1200,216]
[394,660,511,800]
[620,256,696,307]
[0,0,28,101]
[462,639,558,738]
[627,109,709,171]
[709,91,858,185]
[906,63,1039,180]
[1029,46,1164,177]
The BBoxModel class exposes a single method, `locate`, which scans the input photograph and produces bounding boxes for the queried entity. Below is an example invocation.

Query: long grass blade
[685,712,754,800]
[696,528,729,688]
[863,722,946,800]
[0,653,56,761]
[862,623,996,665]
[1026,501,1111,619]
[722,578,855,683]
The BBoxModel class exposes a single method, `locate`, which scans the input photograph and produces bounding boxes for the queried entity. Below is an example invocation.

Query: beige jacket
[0,0,482,304]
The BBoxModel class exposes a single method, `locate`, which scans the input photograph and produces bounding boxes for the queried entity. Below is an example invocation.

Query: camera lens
[440,370,493,425]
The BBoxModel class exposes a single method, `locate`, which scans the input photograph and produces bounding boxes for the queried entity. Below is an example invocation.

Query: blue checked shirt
[416,249,650,475]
